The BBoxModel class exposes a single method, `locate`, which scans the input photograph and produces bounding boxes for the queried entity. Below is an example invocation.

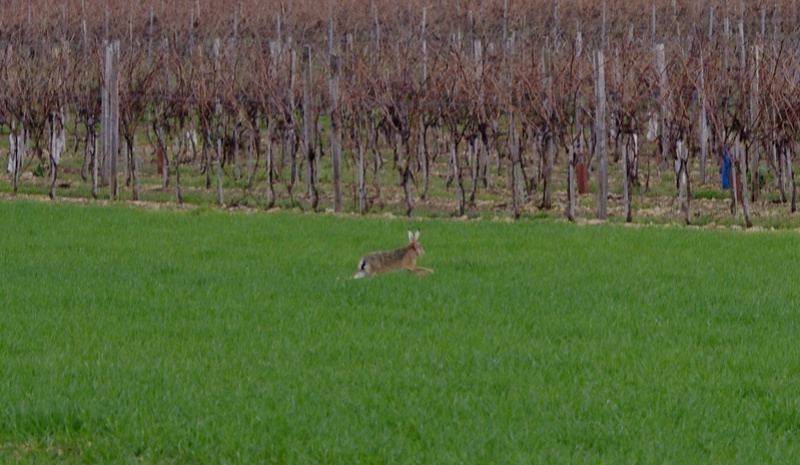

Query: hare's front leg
[413,266,433,276]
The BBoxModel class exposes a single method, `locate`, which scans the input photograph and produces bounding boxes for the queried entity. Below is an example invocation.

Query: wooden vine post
[612,48,634,223]
[155,39,170,190]
[749,44,760,202]
[653,43,669,178]
[102,40,120,200]
[329,52,342,212]
[594,50,608,220]
[469,39,483,207]
[46,39,66,201]
[698,52,709,185]
[504,4,523,219]
[213,38,224,206]
[49,109,66,200]
[541,42,554,210]
[418,7,429,201]
[567,31,582,222]
[737,21,752,227]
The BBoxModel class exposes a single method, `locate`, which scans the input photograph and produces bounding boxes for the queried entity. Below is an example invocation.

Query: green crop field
[2,199,800,464]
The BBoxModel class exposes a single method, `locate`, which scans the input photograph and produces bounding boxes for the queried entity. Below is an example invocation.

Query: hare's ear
[414,231,420,241]
[407,230,414,242]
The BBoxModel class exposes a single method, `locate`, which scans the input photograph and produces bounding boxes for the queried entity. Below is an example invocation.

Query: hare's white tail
[353,258,368,279]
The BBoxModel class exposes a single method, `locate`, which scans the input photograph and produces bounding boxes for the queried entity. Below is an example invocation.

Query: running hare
[353,231,433,279]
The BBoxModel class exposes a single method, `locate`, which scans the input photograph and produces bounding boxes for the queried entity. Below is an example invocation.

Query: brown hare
[353,230,433,279]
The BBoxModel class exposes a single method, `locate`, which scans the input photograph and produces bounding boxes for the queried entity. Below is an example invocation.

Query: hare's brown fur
[354,231,433,279]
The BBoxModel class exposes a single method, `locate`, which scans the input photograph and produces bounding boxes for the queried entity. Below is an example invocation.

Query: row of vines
[3,0,800,224]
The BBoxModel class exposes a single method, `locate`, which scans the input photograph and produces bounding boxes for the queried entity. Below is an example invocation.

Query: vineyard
[3,0,800,225]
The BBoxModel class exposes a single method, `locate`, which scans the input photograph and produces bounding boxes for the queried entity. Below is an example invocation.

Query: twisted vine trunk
[8,120,27,196]
[302,45,318,210]
[450,130,465,216]
[263,115,276,209]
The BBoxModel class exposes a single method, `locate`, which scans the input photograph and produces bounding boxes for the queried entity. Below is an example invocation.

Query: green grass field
[2,200,800,464]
